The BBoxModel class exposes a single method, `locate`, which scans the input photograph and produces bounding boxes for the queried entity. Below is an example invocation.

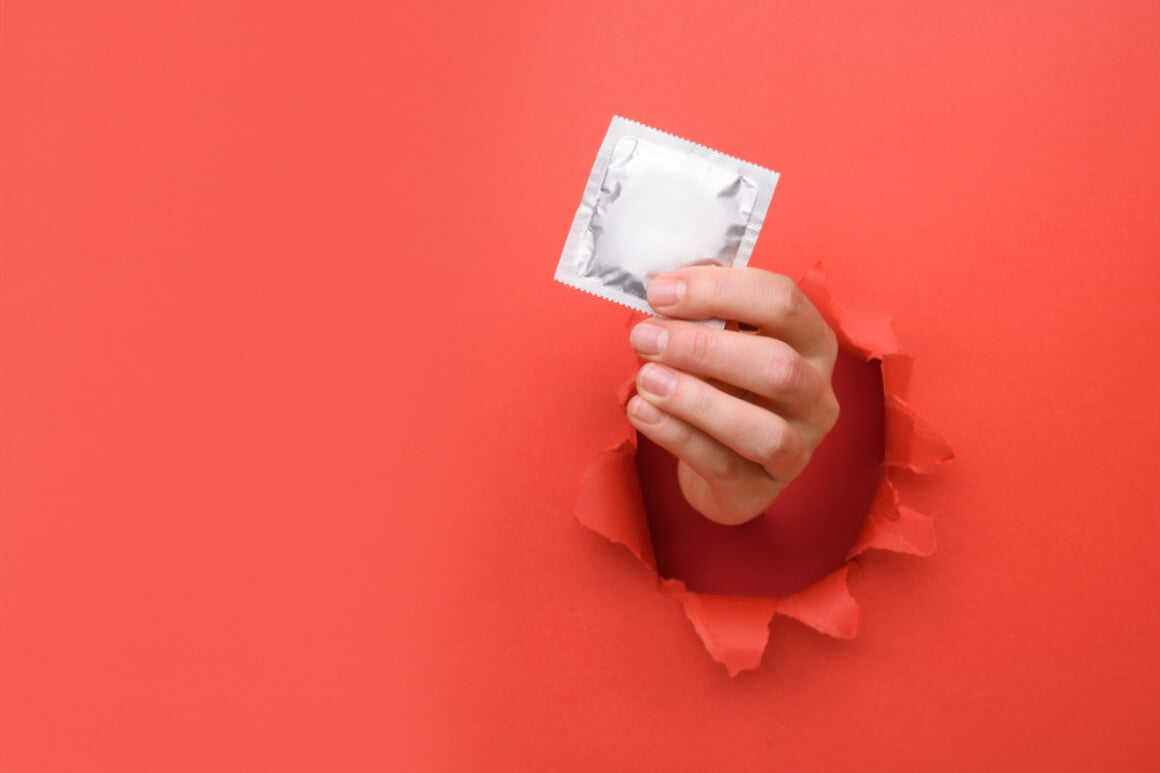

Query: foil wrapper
[556,116,779,326]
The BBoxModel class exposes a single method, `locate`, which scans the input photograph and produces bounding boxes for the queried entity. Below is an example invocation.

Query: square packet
[555,116,779,327]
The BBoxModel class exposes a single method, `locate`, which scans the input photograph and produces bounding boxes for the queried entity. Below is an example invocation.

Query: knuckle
[769,275,804,322]
[708,451,746,483]
[754,422,802,467]
[669,416,697,451]
[689,379,716,416]
[761,345,806,395]
[680,326,714,367]
[692,268,729,310]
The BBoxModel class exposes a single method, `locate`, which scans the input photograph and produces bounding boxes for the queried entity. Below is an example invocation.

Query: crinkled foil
[556,116,779,326]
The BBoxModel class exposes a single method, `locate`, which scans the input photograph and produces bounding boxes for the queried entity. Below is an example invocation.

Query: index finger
[646,266,836,364]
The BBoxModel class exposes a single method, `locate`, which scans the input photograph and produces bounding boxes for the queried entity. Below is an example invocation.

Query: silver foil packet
[555,116,779,326]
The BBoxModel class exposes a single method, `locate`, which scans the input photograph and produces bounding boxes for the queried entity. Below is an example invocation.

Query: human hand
[626,266,841,526]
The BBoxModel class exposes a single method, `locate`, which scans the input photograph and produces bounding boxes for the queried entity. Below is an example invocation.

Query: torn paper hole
[574,263,953,676]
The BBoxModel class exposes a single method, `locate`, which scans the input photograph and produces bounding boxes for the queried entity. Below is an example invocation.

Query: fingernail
[629,322,668,356]
[638,363,676,397]
[629,395,665,425]
[647,278,685,307]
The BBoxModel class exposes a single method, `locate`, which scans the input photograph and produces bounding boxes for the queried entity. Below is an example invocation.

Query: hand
[626,266,840,526]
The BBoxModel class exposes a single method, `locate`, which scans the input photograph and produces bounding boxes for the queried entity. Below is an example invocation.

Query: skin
[627,266,840,526]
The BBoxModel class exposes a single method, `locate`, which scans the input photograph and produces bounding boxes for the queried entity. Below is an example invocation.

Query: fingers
[633,363,809,482]
[626,395,780,525]
[629,267,841,524]
[646,266,837,371]
[628,318,839,440]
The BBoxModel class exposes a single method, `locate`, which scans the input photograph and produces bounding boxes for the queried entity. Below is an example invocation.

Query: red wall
[3,1,1159,770]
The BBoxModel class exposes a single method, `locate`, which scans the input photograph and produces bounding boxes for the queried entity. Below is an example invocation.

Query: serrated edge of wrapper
[555,115,780,330]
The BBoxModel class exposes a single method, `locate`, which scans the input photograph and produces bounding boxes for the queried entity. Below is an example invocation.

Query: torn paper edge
[574,262,953,676]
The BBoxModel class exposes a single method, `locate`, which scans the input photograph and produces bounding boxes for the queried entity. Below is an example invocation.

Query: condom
[555,116,779,326]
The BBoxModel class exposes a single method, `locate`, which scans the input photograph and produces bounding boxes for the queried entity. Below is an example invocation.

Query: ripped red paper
[575,263,953,675]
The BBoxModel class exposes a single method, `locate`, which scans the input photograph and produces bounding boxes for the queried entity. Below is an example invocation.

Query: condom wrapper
[555,116,779,327]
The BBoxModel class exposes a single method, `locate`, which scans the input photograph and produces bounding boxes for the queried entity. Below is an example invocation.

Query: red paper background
[3,1,1159,770]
